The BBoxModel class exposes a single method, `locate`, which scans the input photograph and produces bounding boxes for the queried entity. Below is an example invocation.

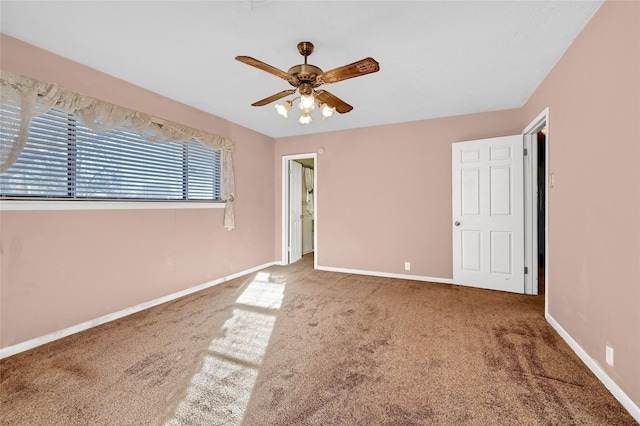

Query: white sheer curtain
[304,167,314,215]
[0,69,236,230]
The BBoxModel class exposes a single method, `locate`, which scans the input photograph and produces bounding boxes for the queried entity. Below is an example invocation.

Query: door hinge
[524,266,529,274]
[524,148,528,156]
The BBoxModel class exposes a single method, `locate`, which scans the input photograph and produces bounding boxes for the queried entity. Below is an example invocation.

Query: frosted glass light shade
[298,94,315,114]
[298,113,313,125]
[275,101,292,118]
[320,103,336,120]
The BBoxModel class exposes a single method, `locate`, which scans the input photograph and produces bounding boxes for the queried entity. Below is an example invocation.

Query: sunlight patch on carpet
[165,272,284,425]
[208,309,276,366]
[235,271,285,310]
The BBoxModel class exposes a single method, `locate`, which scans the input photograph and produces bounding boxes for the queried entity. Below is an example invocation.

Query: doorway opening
[281,153,317,268]
[523,107,549,305]
[295,158,315,258]
[537,128,547,296]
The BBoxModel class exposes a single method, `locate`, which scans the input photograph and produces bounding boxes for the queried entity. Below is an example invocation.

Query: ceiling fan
[235,41,380,123]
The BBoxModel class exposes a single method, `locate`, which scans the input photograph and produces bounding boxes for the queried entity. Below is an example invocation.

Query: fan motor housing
[288,64,323,87]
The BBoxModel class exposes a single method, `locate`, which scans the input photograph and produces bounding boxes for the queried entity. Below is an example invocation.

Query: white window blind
[0,105,221,201]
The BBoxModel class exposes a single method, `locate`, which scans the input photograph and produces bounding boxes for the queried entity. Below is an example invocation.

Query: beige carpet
[1,254,636,425]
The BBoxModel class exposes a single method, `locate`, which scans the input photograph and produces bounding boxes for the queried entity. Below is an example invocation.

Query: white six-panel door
[288,161,303,264]
[452,135,525,293]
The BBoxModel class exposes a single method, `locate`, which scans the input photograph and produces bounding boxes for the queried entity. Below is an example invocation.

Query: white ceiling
[1,1,603,139]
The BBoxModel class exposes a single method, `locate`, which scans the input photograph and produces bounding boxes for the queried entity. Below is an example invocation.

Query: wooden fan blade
[251,90,297,106]
[235,56,298,85]
[315,90,353,114]
[317,57,379,85]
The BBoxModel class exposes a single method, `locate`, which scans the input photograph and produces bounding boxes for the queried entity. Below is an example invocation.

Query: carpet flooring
[0,254,636,425]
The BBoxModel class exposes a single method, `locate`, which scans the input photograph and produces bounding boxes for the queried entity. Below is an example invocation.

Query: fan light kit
[236,41,380,125]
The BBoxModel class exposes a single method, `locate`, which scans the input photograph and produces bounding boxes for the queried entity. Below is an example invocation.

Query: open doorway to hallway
[524,108,549,301]
[294,158,315,257]
[281,153,317,267]
[537,128,547,296]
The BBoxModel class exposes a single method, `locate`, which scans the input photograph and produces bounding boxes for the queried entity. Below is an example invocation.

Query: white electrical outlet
[404,262,411,271]
[606,345,614,366]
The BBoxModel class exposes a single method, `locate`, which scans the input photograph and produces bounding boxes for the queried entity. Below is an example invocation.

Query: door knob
[454,221,461,226]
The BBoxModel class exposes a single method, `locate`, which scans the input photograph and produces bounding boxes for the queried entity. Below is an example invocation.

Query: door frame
[523,107,549,306]
[281,153,318,268]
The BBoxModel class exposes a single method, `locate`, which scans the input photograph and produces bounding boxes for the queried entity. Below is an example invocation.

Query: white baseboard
[546,313,640,423]
[316,265,454,285]
[0,261,277,360]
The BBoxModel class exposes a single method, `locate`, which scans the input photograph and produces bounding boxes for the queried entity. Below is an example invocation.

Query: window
[0,106,221,201]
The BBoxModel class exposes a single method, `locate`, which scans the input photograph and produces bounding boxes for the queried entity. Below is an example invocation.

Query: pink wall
[0,35,275,348]
[522,0,639,406]
[274,110,522,278]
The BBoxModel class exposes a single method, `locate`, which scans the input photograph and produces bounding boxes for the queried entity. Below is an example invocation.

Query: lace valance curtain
[0,69,235,230]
